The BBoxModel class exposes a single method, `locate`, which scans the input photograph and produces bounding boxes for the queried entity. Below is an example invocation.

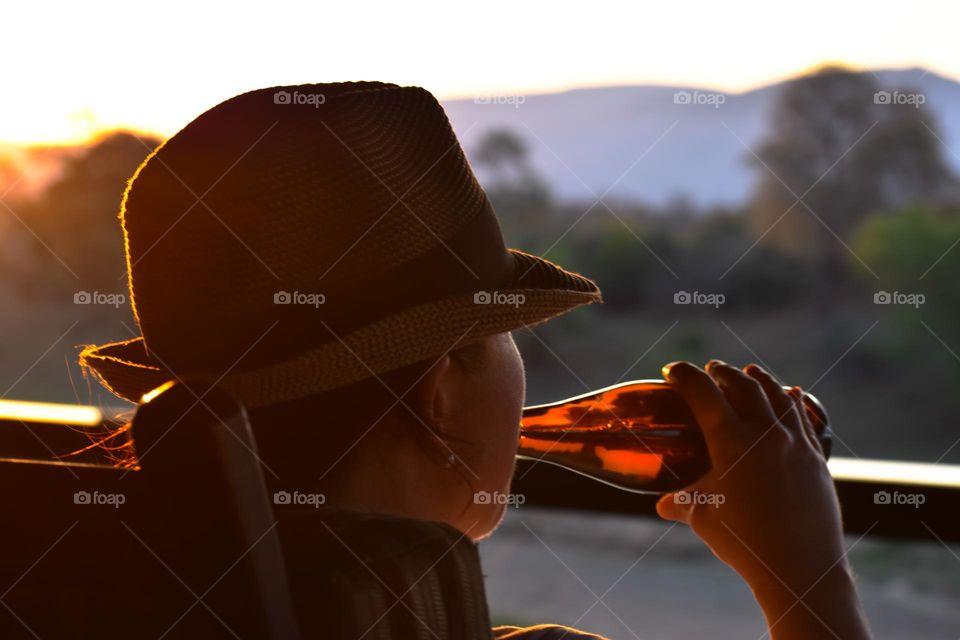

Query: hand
[655,361,869,638]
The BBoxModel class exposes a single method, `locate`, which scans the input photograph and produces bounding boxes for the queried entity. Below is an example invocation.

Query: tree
[472,129,552,242]
[747,66,957,284]
[18,131,161,299]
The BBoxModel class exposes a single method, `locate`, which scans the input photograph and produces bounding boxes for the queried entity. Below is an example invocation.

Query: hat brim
[80,249,601,408]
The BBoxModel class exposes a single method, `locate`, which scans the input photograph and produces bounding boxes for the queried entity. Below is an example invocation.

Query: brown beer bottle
[518,380,831,494]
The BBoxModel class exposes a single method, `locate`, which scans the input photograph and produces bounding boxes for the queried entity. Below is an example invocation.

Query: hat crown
[122,82,502,372]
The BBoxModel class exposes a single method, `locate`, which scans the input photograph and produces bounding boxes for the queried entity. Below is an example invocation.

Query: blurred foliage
[853,207,960,361]
[0,131,158,405]
[748,65,957,284]
[8,131,159,302]
[474,128,553,244]
[854,206,960,293]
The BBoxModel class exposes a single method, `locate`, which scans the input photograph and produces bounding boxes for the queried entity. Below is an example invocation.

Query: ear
[410,354,454,427]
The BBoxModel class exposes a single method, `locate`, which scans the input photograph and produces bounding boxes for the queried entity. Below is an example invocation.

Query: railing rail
[3,399,959,542]
[513,456,960,542]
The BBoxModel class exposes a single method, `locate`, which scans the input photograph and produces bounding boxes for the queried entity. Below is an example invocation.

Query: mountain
[442,68,960,208]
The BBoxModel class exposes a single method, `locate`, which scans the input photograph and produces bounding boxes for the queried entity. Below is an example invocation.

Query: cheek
[453,335,526,498]
[484,343,526,486]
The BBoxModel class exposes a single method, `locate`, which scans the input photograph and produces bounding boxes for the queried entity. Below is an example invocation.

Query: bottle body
[518,380,831,494]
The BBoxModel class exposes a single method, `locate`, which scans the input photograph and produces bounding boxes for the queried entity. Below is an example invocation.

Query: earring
[442,452,456,469]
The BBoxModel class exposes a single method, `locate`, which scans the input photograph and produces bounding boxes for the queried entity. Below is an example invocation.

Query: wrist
[749,562,857,608]
[750,565,871,639]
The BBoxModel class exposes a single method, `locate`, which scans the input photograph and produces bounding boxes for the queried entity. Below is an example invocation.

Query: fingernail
[662,361,683,378]
[706,359,726,370]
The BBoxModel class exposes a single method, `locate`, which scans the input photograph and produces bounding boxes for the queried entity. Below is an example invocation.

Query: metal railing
[3,398,959,542]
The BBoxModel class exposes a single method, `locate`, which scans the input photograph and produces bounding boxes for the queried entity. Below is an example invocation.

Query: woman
[81,81,873,639]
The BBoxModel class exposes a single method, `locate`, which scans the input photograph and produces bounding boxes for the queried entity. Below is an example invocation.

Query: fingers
[663,361,742,463]
[789,387,824,456]
[656,493,693,524]
[704,361,776,434]
[744,364,804,436]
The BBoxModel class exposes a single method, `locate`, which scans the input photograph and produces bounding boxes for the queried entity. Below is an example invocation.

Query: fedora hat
[80,81,601,408]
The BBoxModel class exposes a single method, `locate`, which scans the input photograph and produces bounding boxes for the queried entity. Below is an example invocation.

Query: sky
[2,0,957,145]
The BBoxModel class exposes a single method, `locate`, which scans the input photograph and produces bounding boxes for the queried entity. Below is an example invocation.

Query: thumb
[656,492,693,524]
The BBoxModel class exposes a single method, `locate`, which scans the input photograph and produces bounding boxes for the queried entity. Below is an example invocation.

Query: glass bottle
[517,380,831,494]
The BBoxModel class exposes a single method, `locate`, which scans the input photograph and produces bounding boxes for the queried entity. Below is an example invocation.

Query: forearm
[751,565,873,640]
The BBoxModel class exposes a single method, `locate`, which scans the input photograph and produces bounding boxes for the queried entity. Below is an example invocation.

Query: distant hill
[442,68,960,207]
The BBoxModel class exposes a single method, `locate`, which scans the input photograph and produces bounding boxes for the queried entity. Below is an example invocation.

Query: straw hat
[80,81,601,408]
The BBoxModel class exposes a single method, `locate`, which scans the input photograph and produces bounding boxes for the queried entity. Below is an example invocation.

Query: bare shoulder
[494,624,610,640]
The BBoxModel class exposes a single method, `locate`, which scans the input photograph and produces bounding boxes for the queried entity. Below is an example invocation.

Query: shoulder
[494,623,611,640]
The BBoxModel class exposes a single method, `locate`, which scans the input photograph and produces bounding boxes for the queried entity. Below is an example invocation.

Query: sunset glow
[2,0,956,145]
